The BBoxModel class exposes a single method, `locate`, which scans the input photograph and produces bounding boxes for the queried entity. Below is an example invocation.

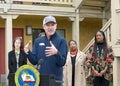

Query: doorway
[0,28,23,79]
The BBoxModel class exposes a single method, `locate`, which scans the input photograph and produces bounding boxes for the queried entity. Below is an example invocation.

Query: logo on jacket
[39,43,45,46]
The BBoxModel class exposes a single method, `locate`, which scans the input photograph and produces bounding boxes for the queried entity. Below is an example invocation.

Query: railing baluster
[55,0,58,2]
[109,26,111,42]
[60,0,62,2]
[106,28,109,43]
[50,0,54,2]
[10,0,73,5]
[64,0,67,3]
[69,0,71,3]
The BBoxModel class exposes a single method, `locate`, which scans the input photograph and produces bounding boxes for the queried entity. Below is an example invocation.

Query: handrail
[82,18,112,52]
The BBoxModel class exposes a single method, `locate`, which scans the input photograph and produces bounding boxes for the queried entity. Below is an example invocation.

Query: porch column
[102,9,108,26]
[112,45,120,86]
[111,0,120,44]
[102,1,111,26]
[111,0,120,86]
[0,15,18,84]
[72,9,80,48]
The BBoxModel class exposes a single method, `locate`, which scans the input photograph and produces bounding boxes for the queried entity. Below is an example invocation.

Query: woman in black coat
[8,37,27,86]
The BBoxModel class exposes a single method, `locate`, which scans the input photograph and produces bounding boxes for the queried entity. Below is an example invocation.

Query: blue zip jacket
[28,32,68,81]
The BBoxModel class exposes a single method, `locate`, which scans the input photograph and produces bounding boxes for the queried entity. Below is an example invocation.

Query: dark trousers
[8,73,16,86]
[93,76,109,86]
[8,79,16,86]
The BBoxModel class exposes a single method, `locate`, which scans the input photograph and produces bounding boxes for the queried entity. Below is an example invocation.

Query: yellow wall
[1,15,102,51]
[80,18,102,50]
[0,18,5,28]
[13,15,43,49]
[13,15,73,50]
[57,17,72,43]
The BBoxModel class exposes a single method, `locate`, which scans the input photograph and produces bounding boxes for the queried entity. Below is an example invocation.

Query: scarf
[70,49,78,56]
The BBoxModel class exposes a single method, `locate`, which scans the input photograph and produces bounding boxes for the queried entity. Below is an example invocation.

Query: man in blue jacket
[24,15,68,86]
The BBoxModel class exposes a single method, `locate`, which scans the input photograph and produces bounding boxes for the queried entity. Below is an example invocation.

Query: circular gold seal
[15,65,40,86]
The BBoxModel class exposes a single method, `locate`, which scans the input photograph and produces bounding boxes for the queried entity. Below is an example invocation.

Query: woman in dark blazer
[8,37,27,86]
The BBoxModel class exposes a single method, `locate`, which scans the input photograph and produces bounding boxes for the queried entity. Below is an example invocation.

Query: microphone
[37,59,44,70]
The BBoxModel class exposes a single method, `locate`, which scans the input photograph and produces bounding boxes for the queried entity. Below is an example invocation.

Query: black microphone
[37,59,44,70]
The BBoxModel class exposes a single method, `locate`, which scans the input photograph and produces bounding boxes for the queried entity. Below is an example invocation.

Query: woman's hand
[99,70,106,76]
[100,66,108,76]
[93,70,101,77]
[92,66,101,77]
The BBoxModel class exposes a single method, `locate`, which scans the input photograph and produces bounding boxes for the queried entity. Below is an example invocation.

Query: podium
[39,74,62,86]
[14,65,62,86]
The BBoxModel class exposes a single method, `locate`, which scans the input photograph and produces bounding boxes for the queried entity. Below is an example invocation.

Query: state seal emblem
[15,65,40,86]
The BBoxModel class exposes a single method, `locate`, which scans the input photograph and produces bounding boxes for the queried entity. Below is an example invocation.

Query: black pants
[93,76,109,86]
[8,74,16,86]
[9,79,16,86]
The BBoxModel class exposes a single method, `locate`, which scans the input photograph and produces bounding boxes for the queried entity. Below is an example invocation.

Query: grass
[0,83,7,86]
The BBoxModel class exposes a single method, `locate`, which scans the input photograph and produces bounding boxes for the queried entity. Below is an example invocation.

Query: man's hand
[45,41,58,57]
[24,40,31,54]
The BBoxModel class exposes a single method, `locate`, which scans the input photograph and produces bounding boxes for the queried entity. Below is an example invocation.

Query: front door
[0,28,23,79]
[0,29,5,76]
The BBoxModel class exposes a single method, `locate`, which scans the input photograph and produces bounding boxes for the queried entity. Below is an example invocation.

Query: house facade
[0,0,120,85]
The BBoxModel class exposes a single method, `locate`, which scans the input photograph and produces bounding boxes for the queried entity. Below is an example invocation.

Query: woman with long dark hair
[86,31,114,86]
[8,37,27,86]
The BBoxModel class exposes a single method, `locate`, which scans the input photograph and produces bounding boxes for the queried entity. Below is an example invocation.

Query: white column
[74,9,80,48]
[102,9,108,26]
[0,15,18,84]
[102,1,111,26]
[112,45,120,86]
[69,9,80,48]
[111,0,120,86]
[72,17,75,40]
[68,17,75,40]
[111,0,120,45]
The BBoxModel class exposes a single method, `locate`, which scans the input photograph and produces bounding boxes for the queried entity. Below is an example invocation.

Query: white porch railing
[0,0,6,3]
[0,0,73,5]
[82,18,112,53]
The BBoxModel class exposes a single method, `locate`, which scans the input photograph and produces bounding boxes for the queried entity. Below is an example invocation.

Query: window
[32,29,65,44]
